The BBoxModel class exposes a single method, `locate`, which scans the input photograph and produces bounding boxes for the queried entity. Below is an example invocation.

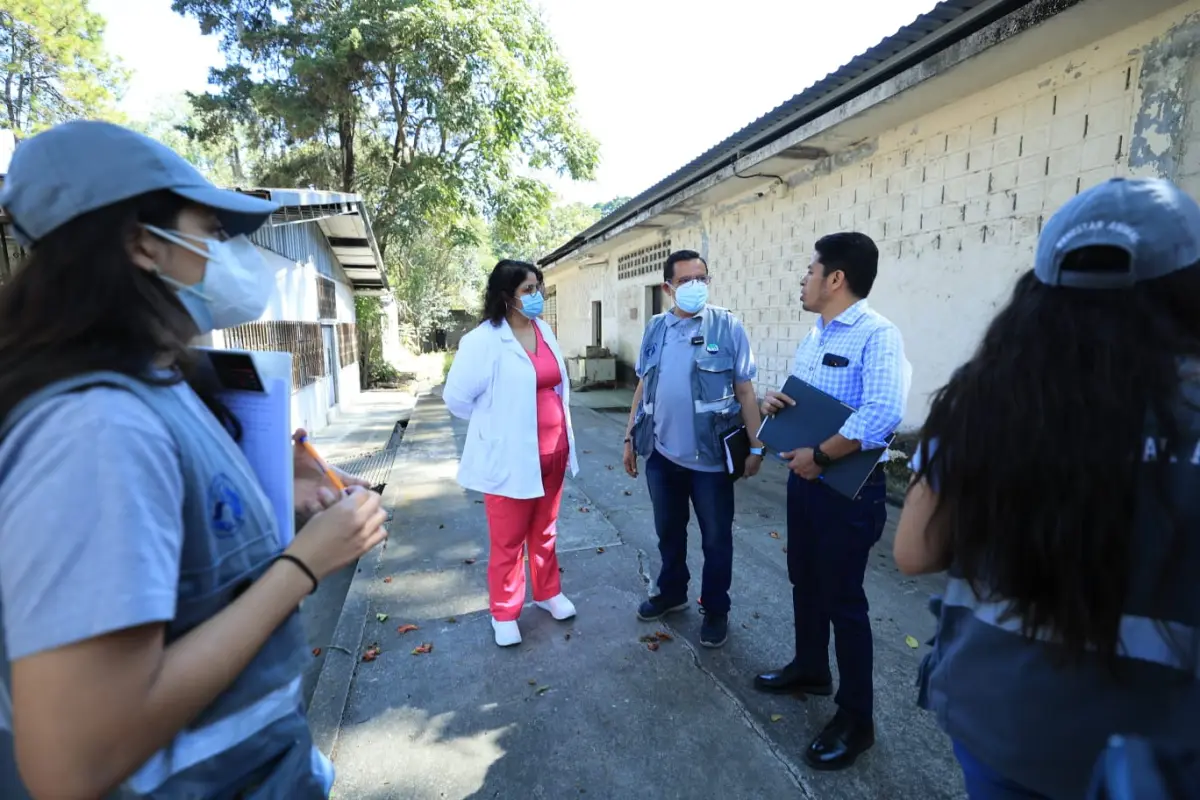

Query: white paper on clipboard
[199,348,295,548]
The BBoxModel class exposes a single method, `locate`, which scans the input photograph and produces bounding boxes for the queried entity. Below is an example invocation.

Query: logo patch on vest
[643,342,657,361]
[208,473,247,538]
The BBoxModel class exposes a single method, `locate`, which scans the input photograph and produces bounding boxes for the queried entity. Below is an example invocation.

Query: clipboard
[197,348,295,547]
[757,375,893,500]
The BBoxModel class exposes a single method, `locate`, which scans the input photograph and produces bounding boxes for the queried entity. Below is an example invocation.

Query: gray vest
[632,306,742,464]
[0,371,320,799]
[918,377,1200,799]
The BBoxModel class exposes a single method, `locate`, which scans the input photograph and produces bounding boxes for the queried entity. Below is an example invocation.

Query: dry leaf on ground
[769,531,780,539]
[412,643,434,655]
[376,613,389,623]
[312,648,322,657]
[396,624,419,635]
[905,635,920,649]
[770,714,783,723]
[362,644,381,662]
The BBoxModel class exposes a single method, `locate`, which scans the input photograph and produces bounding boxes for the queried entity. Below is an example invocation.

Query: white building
[210,188,390,435]
[539,0,1200,430]
[0,182,392,437]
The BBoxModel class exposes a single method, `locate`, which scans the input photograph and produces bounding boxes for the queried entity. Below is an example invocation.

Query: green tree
[493,198,599,262]
[172,0,599,339]
[593,195,632,217]
[0,0,126,138]
[129,93,245,185]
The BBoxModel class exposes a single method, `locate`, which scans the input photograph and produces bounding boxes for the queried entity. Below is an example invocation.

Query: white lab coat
[443,317,579,499]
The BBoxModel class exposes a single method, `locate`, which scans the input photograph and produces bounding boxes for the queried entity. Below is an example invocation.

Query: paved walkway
[313,391,964,799]
[300,390,419,705]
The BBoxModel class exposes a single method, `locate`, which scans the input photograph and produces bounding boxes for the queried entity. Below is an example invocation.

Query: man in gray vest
[622,250,764,648]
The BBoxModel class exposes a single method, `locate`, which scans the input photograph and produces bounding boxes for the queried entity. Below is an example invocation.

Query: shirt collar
[667,308,703,326]
[815,298,869,332]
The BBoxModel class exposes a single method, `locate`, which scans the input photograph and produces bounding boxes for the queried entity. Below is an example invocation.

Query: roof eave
[538,0,1045,268]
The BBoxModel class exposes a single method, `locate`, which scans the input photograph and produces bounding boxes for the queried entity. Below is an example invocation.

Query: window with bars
[543,285,557,335]
[617,240,672,281]
[222,321,327,389]
[317,278,337,320]
[336,323,358,368]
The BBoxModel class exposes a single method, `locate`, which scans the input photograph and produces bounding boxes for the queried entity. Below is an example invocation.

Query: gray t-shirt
[0,385,332,796]
[635,311,757,472]
[0,387,184,664]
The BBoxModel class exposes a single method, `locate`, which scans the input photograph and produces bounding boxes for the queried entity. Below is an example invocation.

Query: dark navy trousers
[645,450,735,615]
[787,467,887,719]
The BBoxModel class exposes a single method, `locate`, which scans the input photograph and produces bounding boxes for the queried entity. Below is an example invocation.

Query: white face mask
[146,225,275,334]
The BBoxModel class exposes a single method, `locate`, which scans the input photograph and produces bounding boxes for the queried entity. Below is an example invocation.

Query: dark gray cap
[0,119,279,246]
[1035,177,1200,289]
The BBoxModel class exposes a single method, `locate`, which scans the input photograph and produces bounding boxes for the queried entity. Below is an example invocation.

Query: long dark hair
[917,251,1200,664]
[482,259,542,326]
[0,190,238,433]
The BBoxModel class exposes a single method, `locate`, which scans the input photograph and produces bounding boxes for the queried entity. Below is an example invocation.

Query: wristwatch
[749,446,764,457]
[813,446,834,468]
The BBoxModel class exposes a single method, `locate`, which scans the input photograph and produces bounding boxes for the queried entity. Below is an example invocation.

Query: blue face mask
[673,280,708,314]
[519,291,545,319]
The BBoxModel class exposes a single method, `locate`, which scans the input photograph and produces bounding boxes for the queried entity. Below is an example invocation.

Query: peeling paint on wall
[1129,12,1200,177]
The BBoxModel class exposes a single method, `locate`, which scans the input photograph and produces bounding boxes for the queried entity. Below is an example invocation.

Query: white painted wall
[213,242,361,436]
[545,2,1200,431]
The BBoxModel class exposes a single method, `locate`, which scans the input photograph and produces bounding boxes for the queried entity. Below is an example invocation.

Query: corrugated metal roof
[541,0,1049,266]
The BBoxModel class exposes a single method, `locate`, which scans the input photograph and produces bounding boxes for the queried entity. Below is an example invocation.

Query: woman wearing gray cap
[893,177,1200,798]
[0,120,386,798]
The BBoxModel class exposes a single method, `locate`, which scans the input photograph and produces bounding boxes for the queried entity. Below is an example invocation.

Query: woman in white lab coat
[444,260,580,647]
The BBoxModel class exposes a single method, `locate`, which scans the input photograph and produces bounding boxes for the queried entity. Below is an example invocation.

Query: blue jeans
[954,740,1050,800]
[644,450,735,615]
[787,468,886,719]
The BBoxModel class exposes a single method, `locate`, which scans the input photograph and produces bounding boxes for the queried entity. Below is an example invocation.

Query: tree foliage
[0,0,126,138]
[493,198,598,263]
[129,93,245,185]
[593,195,632,218]
[171,0,599,338]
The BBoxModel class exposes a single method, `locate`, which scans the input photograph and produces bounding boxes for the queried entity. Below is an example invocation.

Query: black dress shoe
[804,709,875,771]
[753,662,833,695]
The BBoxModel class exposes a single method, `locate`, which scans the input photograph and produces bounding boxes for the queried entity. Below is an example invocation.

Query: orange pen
[298,434,346,492]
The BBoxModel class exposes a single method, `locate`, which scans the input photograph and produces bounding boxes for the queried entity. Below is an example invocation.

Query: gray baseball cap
[0,119,279,246]
[1035,177,1200,289]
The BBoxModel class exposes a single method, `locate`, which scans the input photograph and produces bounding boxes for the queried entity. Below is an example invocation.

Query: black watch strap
[813,446,834,467]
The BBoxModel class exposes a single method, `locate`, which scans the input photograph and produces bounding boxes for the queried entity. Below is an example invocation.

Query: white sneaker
[534,593,577,621]
[491,617,522,647]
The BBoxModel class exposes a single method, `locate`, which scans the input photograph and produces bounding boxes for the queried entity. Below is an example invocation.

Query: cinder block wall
[546,3,1200,429]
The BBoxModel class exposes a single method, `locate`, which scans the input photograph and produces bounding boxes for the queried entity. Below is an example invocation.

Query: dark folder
[722,425,751,480]
[757,376,893,499]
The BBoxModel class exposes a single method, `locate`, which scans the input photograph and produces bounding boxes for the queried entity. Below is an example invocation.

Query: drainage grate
[328,419,408,490]
[384,419,409,450]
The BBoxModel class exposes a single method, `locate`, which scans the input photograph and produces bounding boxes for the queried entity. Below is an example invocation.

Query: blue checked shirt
[790,299,911,451]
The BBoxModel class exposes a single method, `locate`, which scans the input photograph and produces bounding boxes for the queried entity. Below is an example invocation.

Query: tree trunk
[338,109,355,193]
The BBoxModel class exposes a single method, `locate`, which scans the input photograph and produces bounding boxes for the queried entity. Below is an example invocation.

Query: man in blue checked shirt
[753,232,911,772]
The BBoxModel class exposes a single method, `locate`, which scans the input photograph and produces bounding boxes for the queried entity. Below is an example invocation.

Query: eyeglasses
[672,275,711,288]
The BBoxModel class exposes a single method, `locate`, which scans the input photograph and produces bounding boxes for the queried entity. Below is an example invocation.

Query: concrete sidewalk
[312,391,964,799]
[300,390,419,705]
